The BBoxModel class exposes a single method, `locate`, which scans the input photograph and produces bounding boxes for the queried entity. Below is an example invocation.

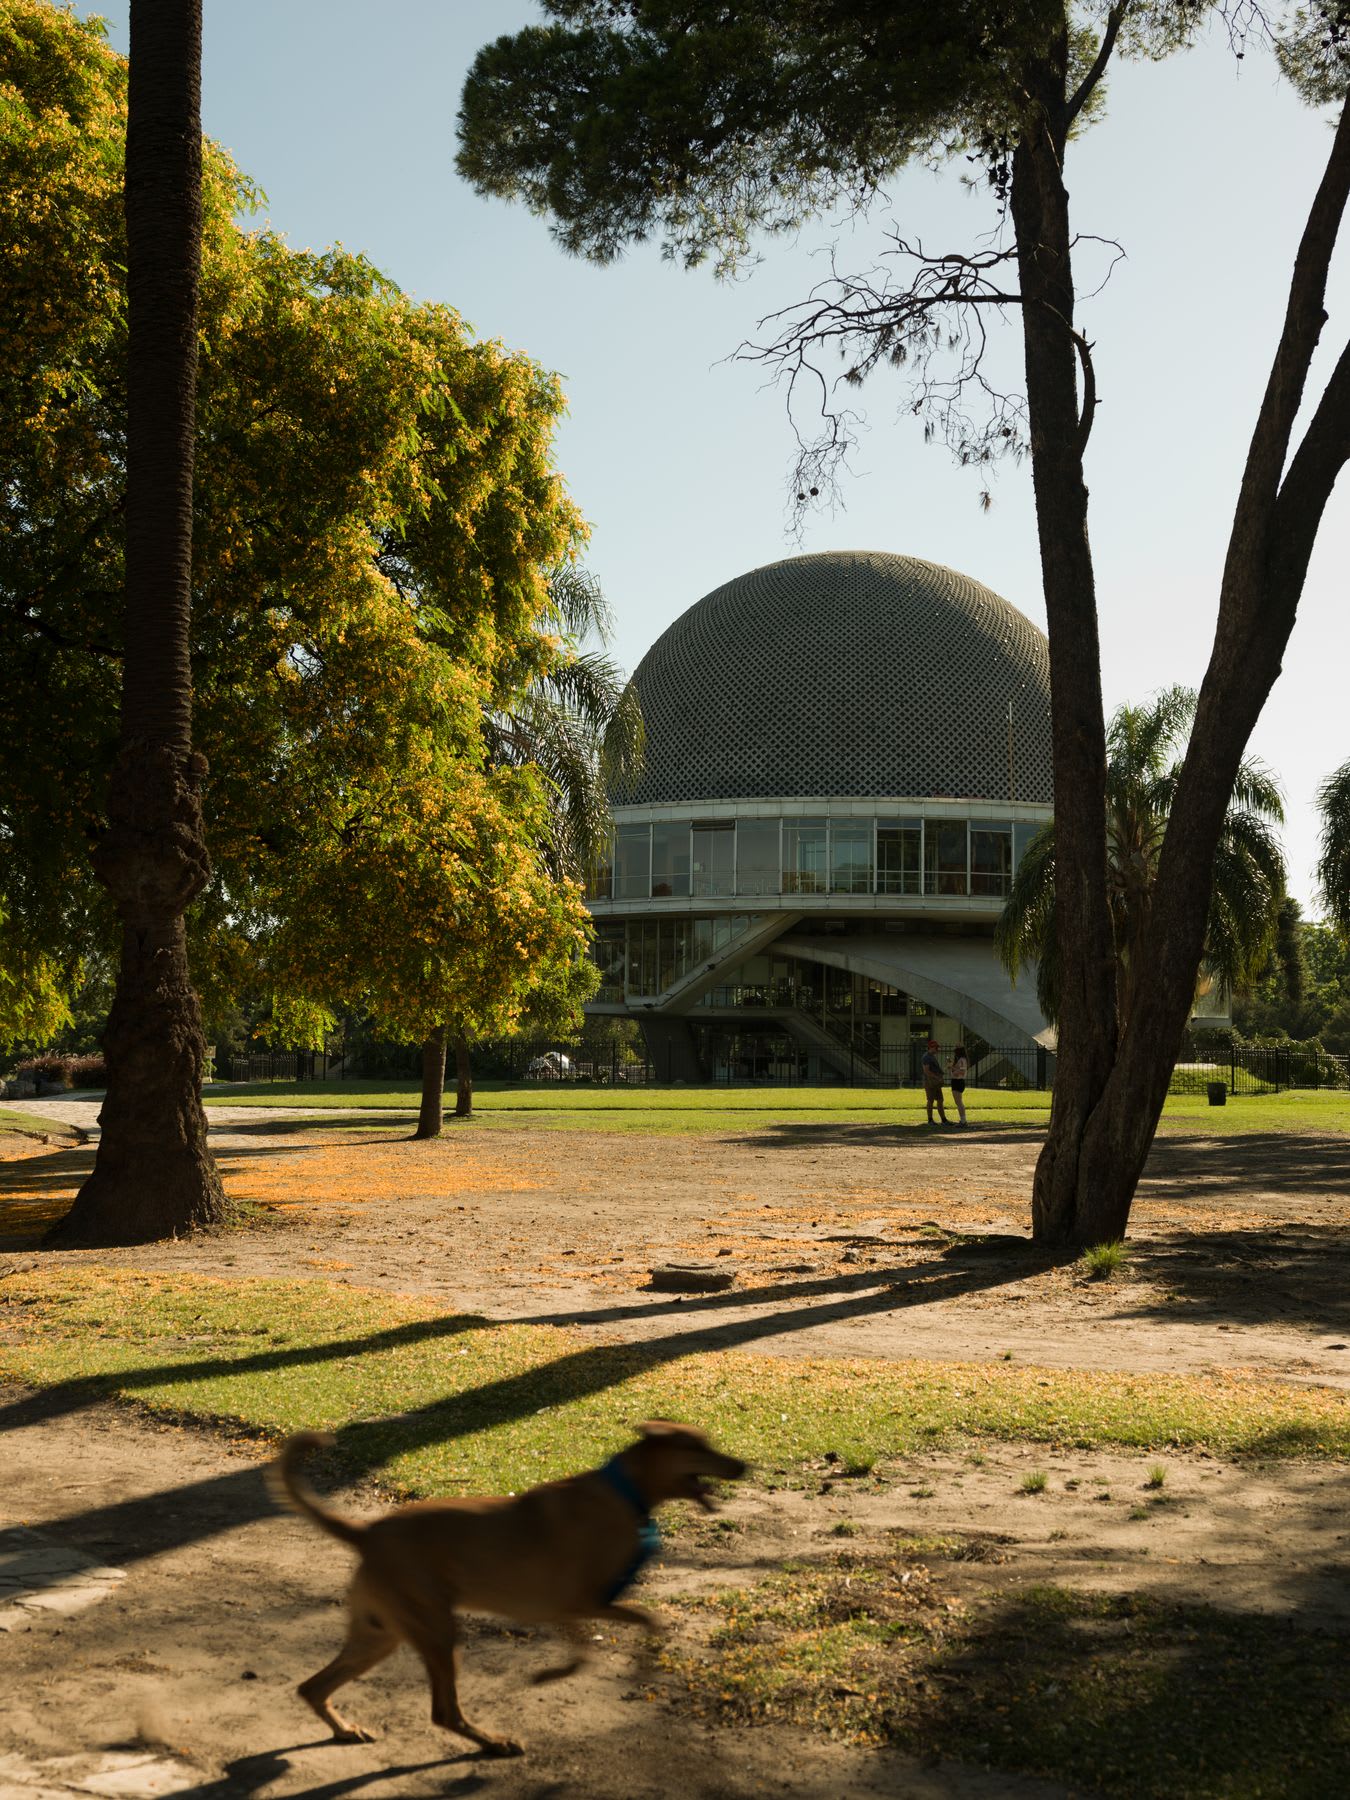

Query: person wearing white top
[949,1044,970,1127]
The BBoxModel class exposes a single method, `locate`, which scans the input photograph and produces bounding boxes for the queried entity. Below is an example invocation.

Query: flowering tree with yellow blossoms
[0,2,596,1227]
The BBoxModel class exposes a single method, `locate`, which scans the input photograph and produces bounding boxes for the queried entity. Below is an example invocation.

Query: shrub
[1081,1240,1129,1281]
[14,1051,107,1089]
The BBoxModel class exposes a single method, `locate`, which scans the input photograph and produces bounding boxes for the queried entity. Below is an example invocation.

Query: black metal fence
[212,1040,1348,1095]
[217,1050,346,1084]
[492,1039,1051,1089]
[491,1041,655,1084]
[1169,1045,1349,1098]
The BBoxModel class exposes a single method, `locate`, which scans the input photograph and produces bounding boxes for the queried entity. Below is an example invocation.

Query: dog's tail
[267,1431,365,1548]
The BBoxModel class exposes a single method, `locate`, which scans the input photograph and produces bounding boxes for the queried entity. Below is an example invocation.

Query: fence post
[1036,1044,1047,1089]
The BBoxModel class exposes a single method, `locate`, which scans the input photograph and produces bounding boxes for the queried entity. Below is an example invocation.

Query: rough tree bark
[453,1033,474,1117]
[51,0,226,1246]
[1053,96,1350,1241]
[414,1025,447,1139]
[1015,56,1350,1243]
[1007,38,1118,1246]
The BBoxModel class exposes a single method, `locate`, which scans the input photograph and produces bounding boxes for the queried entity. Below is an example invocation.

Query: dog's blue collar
[597,1455,661,1603]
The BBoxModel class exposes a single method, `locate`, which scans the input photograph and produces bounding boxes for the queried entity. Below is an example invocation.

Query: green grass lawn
[0,1106,79,1141]
[2,1269,1345,1498]
[200,1080,1350,1137]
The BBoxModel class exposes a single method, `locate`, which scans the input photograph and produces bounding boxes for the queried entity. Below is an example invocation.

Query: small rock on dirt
[648,1263,736,1293]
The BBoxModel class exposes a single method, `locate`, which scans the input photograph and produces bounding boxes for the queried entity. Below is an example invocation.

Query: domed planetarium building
[584,550,1057,1084]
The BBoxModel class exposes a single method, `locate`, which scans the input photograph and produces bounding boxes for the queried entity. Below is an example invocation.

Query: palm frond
[1316,758,1350,938]
[996,822,1058,1020]
[543,563,614,646]
[536,648,628,730]
[1229,756,1284,824]
[598,678,645,795]
[1202,809,1287,991]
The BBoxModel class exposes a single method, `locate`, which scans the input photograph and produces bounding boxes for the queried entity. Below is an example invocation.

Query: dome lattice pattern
[618,551,1054,807]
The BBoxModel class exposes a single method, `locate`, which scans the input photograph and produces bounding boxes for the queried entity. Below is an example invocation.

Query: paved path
[9,1095,359,1147]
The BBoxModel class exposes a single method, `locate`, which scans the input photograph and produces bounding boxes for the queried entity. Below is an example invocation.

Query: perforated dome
[618,551,1053,807]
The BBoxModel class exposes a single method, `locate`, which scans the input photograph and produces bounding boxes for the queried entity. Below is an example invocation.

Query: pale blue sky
[86,2,1348,908]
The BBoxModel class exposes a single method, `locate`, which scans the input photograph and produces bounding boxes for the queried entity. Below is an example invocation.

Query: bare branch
[739,230,1119,515]
[1233,96,1350,510]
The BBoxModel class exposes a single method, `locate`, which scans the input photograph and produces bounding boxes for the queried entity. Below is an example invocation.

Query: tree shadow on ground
[676,1572,1350,1799]
[1136,1131,1350,1208]
[718,1120,1048,1150]
[0,1250,1040,1574]
[507,1239,1061,1335]
[202,1116,423,1139]
[1117,1224,1350,1336]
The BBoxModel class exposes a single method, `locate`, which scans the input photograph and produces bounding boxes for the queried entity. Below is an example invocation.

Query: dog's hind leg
[297,1598,398,1744]
[409,1613,525,1759]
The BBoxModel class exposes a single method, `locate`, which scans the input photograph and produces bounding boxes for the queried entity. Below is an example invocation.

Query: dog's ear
[635,1420,678,1439]
[636,1419,706,1444]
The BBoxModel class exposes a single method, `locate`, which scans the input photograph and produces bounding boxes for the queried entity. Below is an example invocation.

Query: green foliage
[1233,920,1350,1050]
[0,902,72,1048]
[456,3,1219,279]
[1317,756,1350,939]
[1275,3,1350,105]
[997,688,1288,1027]
[261,762,599,1048]
[0,1,597,1058]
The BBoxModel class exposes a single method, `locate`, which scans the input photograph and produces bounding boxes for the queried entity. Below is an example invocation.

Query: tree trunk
[50,0,225,1247]
[1058,97,1350,1240]
[1012,83,1350,1246]
[453,1033,474,1117]
[1008,50,1117,1246]
[414,1025,446,1139]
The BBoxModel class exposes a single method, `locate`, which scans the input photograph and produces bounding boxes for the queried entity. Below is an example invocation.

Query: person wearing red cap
[920,1038,949,1127]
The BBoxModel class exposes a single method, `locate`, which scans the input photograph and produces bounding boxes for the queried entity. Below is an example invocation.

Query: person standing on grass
[949,1043,970,1127]
[921,1037,948,1126]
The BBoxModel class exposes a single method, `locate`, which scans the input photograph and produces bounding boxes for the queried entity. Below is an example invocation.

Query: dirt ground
[4,1101,1349,1387]
[3,1104,1349,1796]
[3,1386,1348,1800]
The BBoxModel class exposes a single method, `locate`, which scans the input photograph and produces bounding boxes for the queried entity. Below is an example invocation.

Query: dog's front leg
[595,1600,666,1679]
[595,1600,662,1638]
[531,1620,589,1686]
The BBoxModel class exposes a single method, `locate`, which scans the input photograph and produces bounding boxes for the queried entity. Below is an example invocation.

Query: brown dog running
[270,1421,747,1757]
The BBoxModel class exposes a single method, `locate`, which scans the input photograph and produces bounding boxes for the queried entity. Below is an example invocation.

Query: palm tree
[53,1,226,1243]
[483,564,644,882]
[997,687,1287,1033]
[1316,759,1350,939]
[415,565,643,1135]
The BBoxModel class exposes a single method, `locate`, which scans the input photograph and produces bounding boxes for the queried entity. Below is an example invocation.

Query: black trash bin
[1206,1081,1227,1106]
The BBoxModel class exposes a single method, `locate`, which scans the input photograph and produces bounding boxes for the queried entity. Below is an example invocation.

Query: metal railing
[1169,1045,1349,1097]
[219,1050,346,1084]
[212,1039,1347,1095]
